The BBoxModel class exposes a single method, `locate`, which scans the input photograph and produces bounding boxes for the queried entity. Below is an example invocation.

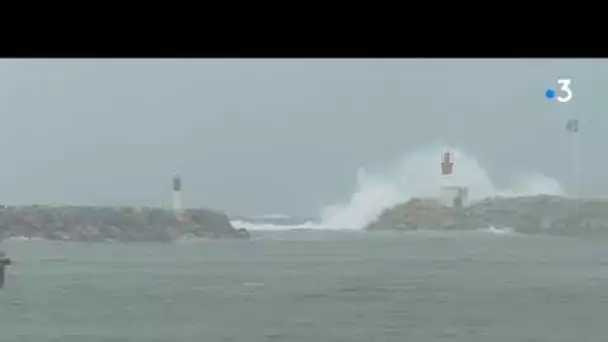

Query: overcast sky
[0,59,605,216]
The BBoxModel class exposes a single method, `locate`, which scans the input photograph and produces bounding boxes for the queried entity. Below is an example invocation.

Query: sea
[2,230,608,342]
[0,145,597,341]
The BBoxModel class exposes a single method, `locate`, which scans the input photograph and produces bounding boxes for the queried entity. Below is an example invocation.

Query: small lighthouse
[172,173,182,216]
[439,151,468,208]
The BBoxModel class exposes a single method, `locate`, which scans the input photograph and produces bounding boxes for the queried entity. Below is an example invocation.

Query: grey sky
[0,59,605,216]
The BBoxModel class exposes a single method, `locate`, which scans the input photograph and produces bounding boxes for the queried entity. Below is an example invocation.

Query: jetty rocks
[365,195,608,237]
[0,206,249,243]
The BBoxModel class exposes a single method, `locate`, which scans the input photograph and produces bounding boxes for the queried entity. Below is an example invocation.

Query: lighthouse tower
[172,173,182,216]
[439,152,468,208]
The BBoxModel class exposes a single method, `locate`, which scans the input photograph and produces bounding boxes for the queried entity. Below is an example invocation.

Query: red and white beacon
[441,151,453,176]
[439,151,468,208]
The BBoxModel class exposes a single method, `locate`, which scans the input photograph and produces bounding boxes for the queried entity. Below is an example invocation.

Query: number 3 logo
[557,79,573,103]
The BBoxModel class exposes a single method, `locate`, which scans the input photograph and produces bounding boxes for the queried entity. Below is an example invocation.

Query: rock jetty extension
[0,206,248,242]
[365,195,608,237]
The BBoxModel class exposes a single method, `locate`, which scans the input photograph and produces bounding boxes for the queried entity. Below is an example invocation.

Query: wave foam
[238,144,565,231]
[481,226,516,235]
[3,236,45,242]
[231,219,322,231]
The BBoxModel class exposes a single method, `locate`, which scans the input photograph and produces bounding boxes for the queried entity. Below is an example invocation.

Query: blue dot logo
[546,88,556,99]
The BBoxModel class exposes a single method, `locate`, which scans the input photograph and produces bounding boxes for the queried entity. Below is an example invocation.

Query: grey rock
[365,195,608,237]
[0,206,247,243]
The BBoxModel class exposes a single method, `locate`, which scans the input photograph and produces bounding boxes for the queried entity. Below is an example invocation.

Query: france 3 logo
[546,79,573,103]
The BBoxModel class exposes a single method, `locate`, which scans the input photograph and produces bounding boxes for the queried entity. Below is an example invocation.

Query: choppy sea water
[2,231,608,342]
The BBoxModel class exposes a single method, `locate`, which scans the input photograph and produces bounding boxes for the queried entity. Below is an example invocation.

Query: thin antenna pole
[573,124,580,199]
[567,118,581,219]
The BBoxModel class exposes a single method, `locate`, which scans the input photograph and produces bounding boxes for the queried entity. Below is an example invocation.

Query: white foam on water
[237,144,565,231]
[230,219,322,231]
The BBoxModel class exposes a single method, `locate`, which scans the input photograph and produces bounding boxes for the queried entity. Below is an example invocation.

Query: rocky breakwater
[365,195,608,237]
[0,206,249,243]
